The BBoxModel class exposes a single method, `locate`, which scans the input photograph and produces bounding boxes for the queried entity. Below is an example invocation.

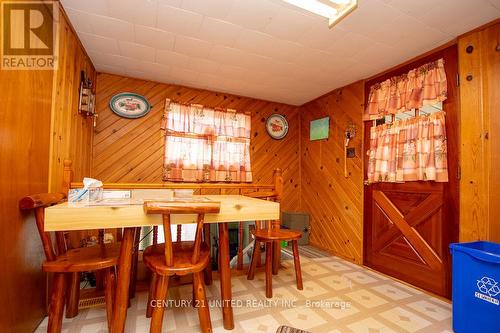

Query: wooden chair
[245,192,303,298]
[143,201,220,333]
[19,193,120,333]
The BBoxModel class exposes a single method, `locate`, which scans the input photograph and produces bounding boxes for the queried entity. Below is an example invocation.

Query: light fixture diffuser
[282,0,357,28]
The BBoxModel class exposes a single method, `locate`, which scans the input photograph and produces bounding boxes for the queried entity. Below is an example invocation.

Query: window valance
[161,100,252,182]
[367,111,448,183]
[364,59,447,120]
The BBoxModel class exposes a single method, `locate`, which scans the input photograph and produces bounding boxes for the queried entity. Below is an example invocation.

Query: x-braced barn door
[363,45,460,298]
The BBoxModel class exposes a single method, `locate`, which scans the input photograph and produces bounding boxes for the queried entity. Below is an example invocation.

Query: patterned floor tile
[379,306,432,332]
[406,300,451,321]
[319,274,355,291]
[238,314,280,333]
[34,247,452,333]
[280,306,327,330]
[347,317,398,333]
[371,284,413,301]
[345,289,389,309]
[343,271,379,285]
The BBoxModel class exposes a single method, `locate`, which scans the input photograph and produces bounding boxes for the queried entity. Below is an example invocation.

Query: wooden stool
[142,201,220,333]
[19,193,119,333]
[244,192,303,298]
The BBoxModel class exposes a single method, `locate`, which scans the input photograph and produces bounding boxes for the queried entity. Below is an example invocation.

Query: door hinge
[457,165,461,180]
[456,74,460,86]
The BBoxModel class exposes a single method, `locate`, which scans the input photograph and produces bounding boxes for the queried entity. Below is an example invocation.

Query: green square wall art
[310,117,330,141]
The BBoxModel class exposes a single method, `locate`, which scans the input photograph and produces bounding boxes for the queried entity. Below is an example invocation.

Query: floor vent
[79,296,105,309]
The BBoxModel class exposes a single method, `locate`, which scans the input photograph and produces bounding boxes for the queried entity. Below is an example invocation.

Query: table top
[44,195,280,231]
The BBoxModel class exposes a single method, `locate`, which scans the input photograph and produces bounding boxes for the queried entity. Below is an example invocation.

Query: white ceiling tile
[61,0,109,15]
[174,35,213,58]
[417,0,500,37]
[156,49,190,68]
[64,9,95,34]
[62,0,500,105]
[94,63,126,76]
[327,32,372,58]
[181,0,235,19]
[87,51,133,68]
[107,0,159,27]
[236,53,274,70]
[78,32,120,55]
[336,0,401,38]
[268,40,304,62]
[87,14,135,41]
[368,14,451,50]
[158,0,182,7]
[169,67,201,86]
[134,25,175,51]
[264,6,315,42]
[118,41,156,62]
[488,0,500,10]
[225,0,280,30]
[197,17,243,47]
[234,30,275,56]
[381,0,438,17]
[209,45,247,66]
[218,64,249,79]
[296,25,347,50]
[157,4,203,36]
[188,58,220,75]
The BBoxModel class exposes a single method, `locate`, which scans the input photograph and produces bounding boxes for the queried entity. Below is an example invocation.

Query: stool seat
[143,241,210,276]
[42,243,120,273]
[252,229,302,241]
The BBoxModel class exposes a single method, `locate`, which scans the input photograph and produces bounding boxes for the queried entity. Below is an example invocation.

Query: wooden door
[363,45,459,298]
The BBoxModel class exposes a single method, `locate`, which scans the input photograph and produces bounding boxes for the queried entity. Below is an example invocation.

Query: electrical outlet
[346,148,356,158]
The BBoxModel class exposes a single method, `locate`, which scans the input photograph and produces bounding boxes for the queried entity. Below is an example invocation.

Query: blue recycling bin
[449,241,500,333]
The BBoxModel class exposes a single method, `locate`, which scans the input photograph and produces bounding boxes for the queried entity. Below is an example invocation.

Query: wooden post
[273,168,283,202]
[62,160,73,195]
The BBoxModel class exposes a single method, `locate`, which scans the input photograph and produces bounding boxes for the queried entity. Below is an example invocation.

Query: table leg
[218,223,234,330]
[111,227,135,333]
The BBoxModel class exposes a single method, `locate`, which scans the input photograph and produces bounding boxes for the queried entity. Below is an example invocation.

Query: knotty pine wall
[91,73,301,212]
[458,21,500,242]
[300,81,364,264]
[48,9,96,192]
[0,7,95,332]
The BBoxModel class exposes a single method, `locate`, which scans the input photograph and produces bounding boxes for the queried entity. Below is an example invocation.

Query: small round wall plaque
[266,114,289,140]
[109,92,151,118]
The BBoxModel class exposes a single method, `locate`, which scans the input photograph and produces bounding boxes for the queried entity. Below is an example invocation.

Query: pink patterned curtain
[162,100,252,182]
[364,59,447,120]
[367,111,448,183]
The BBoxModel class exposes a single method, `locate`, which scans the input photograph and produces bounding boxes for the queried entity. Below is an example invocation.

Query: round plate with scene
[266,114,289,140]
[109,92,151,119]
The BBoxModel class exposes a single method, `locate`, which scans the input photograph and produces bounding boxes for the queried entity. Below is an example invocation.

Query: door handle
[363,180,370,186]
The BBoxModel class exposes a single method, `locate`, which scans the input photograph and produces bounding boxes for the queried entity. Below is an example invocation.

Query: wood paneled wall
[0,6,95,331]
[92,73,301,212]
[458,22,500,242]
[300,82,364,264]
[48,9,96,192]
[0,69,53,333]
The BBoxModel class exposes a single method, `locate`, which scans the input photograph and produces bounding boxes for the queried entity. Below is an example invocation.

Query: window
[161,100,252,182]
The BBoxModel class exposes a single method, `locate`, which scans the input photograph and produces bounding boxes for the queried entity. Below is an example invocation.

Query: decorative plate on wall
[109,92,151,118]
[266,114,289,140]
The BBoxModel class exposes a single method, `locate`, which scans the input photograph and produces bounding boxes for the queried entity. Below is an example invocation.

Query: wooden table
[45,195,280,332]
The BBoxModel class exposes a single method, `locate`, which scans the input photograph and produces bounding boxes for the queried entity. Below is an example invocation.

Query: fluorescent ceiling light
[282,0,357,28]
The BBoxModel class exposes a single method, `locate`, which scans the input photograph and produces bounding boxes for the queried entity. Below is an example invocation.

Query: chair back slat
[162,215,174,266]
[144,201,221,267]
[20,193,66,261]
